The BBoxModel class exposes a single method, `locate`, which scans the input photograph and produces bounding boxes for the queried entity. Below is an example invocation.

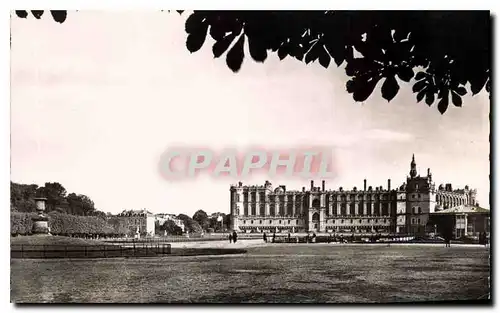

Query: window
[296,220,299,224]
[243,220,246,224]
[269,220,272,224]
[288,220,291,224]
[375,219,378,223]
[417,218,420,224]
[279,220,282,224]
[412,195,416,199]
[251,220,254,224]
[359,219,362,223]
[259,220,262,224]
[341,220,344,224]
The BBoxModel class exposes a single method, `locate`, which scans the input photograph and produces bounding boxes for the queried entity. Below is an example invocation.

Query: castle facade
[229,155,478,235]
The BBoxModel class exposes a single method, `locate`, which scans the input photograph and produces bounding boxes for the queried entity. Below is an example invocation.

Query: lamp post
[32,197,50,235]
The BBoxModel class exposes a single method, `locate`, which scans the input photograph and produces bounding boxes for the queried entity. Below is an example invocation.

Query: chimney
[310,180,314,190]
[322,180,325,191]
[364,179,367,191]
[388,179,391,191]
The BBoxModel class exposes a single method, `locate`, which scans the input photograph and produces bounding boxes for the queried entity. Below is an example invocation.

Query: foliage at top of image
[14,10,490,114]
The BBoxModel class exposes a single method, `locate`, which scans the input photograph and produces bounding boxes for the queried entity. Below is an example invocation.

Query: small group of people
[479,232,489,246]
[228,230,238,243]
[263,232,296,243]
[305,232,317,243]
[262,232,275,243]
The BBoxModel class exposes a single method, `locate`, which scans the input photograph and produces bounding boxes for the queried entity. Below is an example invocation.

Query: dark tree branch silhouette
[14,10,490,114]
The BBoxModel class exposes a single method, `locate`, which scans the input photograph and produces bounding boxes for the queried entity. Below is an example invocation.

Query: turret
[410,154,417,178]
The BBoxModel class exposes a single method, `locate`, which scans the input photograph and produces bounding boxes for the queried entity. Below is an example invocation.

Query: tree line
[11,181,106,217]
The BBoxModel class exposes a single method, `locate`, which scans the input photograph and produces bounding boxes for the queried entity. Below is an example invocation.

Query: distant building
[229,154,489,236]
[155,213,185,232]
[117,209,155,237]
[429,205,490,239]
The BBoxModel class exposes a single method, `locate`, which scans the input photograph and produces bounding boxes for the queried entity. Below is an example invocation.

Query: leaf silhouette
[278,45,289,60]
[31,10,43,19]
[213,33,237,58]
[50,11,67,23]
[186,18,208,53]
[416,90,425,103]
[15,11,28,18]
[187,32,207,53]
[454,86,467,96]
[437,92,449,114]
[470,74,488,95]
[305,45,319,64]
[451,92,462,107]
[185,13,206,34]
[415,71,427,81]
[318,47,330,68]
[324,41,347,67]
[347,76,381,102]
[381,76,399,101]
[226,35,245,72]
[397,67,414,82]
[248,37,267,63]
[425,91,435,106]
[412,79,427,93]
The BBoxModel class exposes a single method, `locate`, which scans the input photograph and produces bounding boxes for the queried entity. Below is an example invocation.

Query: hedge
[11,212,129,237]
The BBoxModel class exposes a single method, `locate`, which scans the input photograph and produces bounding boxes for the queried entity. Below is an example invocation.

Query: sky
[10,11,490,216]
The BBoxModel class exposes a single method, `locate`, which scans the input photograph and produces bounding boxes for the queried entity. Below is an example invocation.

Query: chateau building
[117,209,155,236]
[229,155,482,236]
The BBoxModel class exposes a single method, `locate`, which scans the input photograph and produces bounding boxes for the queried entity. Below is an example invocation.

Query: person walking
[263,232,267,243]
[288,233,291,243]
[229,233,233,243]
[272,232,276,243]
[232,230,238,243]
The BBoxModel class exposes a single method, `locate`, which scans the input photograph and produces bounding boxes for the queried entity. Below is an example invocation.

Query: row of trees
[155,220,183,236]
[154,210,232,235]
[11,181,106,217]
[192,210,231,233]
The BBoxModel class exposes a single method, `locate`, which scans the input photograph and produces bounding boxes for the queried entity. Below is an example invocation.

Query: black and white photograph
[9,8,492,304]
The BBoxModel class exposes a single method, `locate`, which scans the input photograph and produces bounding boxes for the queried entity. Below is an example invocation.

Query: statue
[32,198,50,235]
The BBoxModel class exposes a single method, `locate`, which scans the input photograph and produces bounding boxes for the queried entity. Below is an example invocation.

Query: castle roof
[432,205,489,215]
[118,209,153,216]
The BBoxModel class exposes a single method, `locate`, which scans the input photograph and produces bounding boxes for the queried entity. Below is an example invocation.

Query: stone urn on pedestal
[32,197,50,235]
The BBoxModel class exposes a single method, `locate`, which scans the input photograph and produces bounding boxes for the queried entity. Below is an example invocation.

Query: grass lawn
[11,244,490,303]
